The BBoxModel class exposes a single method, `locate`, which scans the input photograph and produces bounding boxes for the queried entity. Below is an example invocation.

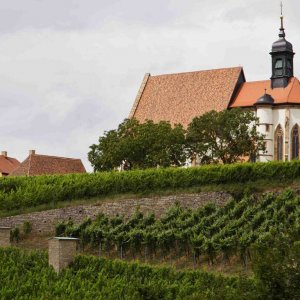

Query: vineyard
[0,247,259,299]
[2,163,300,299]
[1,160,300,213]
[56,189,300,267]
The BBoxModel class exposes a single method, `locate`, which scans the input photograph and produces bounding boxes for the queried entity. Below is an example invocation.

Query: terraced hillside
[0,247,261,299]
[1,162,300,299]
[56,189,300,268]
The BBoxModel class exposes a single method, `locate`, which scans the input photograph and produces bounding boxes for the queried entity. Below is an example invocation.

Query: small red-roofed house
[0,151,20,176]
[10,150,86,177]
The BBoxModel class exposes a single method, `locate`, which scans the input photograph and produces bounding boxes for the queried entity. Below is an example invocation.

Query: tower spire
[270,1,295,89]
[279,1,285,38]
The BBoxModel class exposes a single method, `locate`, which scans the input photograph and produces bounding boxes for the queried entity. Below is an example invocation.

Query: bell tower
[270,3,295,89]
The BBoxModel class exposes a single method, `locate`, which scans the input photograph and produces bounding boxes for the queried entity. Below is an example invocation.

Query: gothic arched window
[291,125,299,160]
[274,125,283,161]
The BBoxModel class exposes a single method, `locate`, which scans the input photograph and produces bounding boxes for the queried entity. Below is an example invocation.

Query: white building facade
[256,106,300,162]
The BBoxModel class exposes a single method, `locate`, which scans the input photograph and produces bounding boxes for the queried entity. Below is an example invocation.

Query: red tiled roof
[0,155,20,175]
[130,67,244,127]
[230,77,300,107]
[10,154,86,176]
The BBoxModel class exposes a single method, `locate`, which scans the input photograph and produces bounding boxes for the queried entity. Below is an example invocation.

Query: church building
[129,12,300,162]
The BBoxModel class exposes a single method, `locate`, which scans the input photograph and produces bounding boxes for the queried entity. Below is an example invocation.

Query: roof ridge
[151,66,243,78]
[0,156,15,164]
[243,79,270,84]
[31,154,81,161]
[227,68,246,108]
[129,73,150,119]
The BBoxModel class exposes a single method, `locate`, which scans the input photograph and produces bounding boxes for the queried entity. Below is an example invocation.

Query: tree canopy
[186,109,266,164]
[89,109,266,171]
[88,119,186,171]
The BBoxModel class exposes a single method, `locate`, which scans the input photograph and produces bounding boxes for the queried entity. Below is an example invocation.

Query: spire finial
[279,1,285,38]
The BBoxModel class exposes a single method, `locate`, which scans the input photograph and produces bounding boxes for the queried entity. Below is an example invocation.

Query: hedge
[0,161,300,212]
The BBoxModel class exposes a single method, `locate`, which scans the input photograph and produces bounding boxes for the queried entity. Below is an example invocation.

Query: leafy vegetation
[88,109,265,171]
[56,189,300,269]
[251,233,300,300]
[0,247,259,299]
[88,118,186,171]
[186,109,265,164]
[2,160,300,212]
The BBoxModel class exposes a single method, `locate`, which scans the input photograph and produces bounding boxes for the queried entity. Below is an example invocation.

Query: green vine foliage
[0,248,259,299]
[56,189,300,267]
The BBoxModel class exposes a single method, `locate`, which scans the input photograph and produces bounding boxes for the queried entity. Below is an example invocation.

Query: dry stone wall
[0,192,232,236]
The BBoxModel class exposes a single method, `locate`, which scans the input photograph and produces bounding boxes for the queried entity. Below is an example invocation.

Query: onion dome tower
[270,4,295,89]
[255,91,275,106]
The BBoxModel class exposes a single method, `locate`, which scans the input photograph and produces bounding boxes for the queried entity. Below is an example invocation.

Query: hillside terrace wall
[0,192,232,236]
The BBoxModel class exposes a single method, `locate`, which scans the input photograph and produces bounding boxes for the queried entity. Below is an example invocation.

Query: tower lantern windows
[270,10,295,88]
[275,59,283,76]
[287,59,293,76]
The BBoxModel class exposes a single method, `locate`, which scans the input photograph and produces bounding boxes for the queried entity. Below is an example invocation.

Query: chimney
[0,227,11,247]
[48,237,79,273]
[29,150,36,155]
[1,151,7,157]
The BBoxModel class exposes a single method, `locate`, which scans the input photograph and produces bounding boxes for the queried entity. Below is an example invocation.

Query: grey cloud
[0,0,300,171]
[0,0,183,33]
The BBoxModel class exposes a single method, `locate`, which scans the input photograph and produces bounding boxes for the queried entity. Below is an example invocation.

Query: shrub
[22,221,33,235]
[10,227,20,243]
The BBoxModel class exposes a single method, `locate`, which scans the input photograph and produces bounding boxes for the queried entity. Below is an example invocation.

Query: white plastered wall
[256,106,274,162]
[256,106,300,162]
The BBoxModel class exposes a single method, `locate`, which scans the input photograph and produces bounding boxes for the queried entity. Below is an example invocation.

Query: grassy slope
[1,177,299,218]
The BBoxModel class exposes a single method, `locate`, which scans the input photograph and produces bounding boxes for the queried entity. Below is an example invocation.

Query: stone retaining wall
[0,192,232,236]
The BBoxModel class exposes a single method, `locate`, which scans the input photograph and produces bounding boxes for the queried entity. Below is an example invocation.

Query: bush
[252,234,300,300]
[22,221,32,235]
[10,227,20,243]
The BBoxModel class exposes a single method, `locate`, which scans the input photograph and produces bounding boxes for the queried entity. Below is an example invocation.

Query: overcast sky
[0,0,299,171]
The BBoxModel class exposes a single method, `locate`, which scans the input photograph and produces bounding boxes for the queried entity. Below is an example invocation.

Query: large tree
[88,118,186,171]
[186,109,266,164]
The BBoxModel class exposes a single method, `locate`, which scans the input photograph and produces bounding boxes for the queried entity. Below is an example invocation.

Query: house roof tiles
[130,67,244,127]
[230,77,300,107]
[10,153,86,176]
[0,155,20,175]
